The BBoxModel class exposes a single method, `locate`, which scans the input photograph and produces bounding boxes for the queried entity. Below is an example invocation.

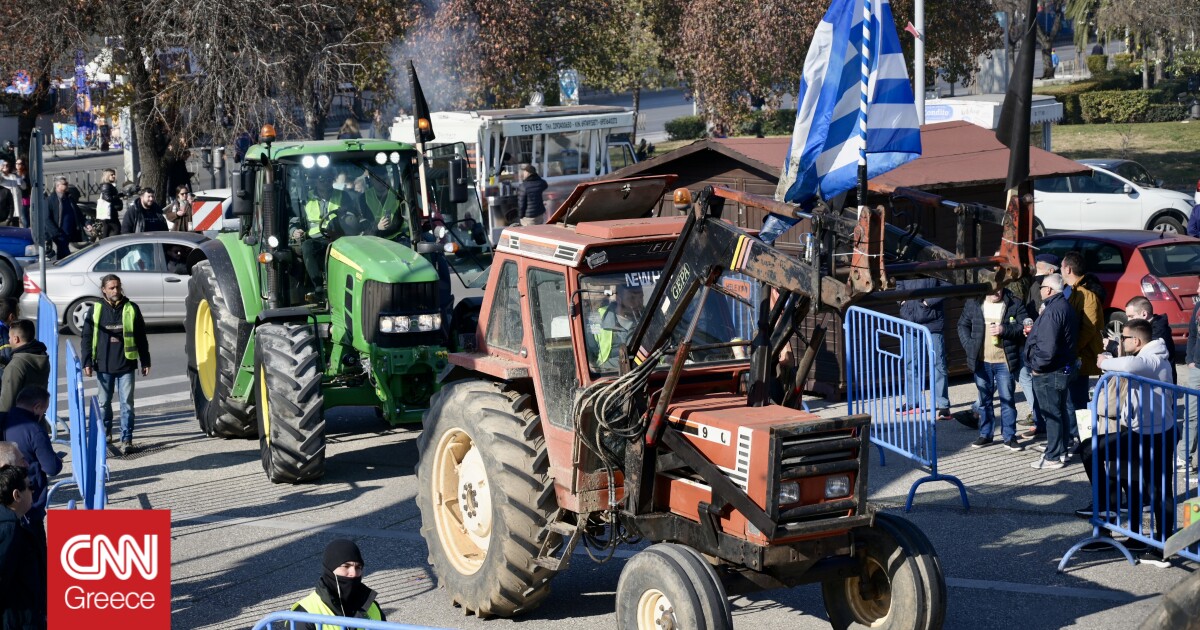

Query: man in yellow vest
[292,539,386,629]
[80,274,150,456]
[590,284,645,371]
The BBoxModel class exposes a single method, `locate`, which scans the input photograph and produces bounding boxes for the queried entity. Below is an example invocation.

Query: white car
[21,232,208,336]
[1032,163,1194,235]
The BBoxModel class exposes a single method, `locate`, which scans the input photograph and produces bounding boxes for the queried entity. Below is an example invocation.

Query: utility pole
[914,0,925,124]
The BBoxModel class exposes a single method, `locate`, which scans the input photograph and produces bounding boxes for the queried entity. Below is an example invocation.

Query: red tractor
[415,176,971,629]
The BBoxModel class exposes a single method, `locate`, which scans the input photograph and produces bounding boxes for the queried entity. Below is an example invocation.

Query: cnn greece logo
[61,534,159,580]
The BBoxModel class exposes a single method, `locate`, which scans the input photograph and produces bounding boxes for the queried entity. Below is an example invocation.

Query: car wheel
[66,297,99,337]
[0,262,18,299]
[1107,310,1127,341]
[1033,218,1046,239]
[1148,213,1184,234]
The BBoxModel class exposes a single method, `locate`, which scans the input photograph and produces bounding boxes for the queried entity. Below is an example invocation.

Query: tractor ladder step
[533,512,584,572]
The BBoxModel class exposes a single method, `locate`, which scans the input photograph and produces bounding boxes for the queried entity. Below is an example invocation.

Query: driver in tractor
[588,283,645,371]
[290,169,390,289]
[357,168,410,245]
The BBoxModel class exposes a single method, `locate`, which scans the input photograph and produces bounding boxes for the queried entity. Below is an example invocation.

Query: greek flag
[763,0,921,244]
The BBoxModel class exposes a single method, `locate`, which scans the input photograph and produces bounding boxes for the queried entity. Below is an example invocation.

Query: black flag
[408,60,436,144]
[996,0,1038,192]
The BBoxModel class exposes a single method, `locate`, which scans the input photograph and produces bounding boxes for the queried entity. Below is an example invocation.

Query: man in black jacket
[1025,273,1079,470]
[1184,300,1200,469]
[897,277,950,418]
[291,539,386,627]
[1,386,61,551]
[1122,296,1177,378]
[959,288,1029,450]
[1017,253,1060,438]
[47,177,83,260]
[80,274,151,455]
[516,164,548,226]
[121,188,169,233]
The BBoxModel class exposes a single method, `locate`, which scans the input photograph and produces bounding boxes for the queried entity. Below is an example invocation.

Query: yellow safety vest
[91,302,138,361]
[292,591,383,630]
[304,193,344,237]
[595,305,615,365]
[364,188,403,239]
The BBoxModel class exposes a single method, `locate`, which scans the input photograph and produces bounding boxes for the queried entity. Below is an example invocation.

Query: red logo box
[48,510,171,629]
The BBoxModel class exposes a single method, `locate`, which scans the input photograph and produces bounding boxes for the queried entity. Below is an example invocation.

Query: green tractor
[184,127,480,483]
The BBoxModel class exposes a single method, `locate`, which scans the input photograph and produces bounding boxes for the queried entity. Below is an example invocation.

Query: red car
[1035,230,1200,345]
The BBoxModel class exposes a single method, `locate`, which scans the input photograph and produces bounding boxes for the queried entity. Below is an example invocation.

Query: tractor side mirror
[232,169,253,217]
[449,156,469,204]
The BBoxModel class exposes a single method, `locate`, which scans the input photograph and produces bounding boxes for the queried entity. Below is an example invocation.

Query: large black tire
[1140,569,1200,630]
[874,513,947,630]
[184,260,256,438]
[637,543,732,630]
[616,544,726,630]
[822,521,926,630]
[0,260,18,299]
[1148,212,1185,234]
[254,322,325,484]
[415,381,558,618]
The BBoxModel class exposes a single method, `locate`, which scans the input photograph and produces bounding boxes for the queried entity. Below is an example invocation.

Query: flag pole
[857,0,872,219]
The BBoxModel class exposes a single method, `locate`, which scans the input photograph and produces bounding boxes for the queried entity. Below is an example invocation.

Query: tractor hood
[327,235,440,284]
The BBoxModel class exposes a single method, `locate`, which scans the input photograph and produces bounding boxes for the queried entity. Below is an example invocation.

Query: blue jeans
[975,361,1017,441]
[1032,370,1071,460]
[1018,355,1043,432]
[904,331,950,411]
[97,371,136,443]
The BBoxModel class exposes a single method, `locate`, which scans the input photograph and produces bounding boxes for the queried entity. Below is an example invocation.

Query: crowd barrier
[45,341,107,509]
[844,306,969,511]
[1058,371,1200,570]
[35,293,62,442]
[252,611,445,630]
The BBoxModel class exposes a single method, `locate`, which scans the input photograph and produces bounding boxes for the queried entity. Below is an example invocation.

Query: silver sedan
[21,232,209,335]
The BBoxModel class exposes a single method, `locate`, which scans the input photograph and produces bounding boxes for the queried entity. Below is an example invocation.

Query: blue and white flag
[763,0,921,244]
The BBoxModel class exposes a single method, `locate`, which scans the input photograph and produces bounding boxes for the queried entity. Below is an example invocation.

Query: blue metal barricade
[252,611,447,630]
[1059,371,1200,570]
[36,293,61,441]
[844,306,968,511]
[45,342,107,509]
[90,396,107,508]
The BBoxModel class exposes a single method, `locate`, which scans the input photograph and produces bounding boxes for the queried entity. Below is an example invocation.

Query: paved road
[42,327,1196,629]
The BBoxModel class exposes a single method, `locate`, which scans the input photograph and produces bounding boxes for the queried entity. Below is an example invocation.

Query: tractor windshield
[580,269,757,374]
[278,151,422,245]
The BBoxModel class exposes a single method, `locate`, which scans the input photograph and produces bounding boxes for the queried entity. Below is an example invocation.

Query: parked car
[21,232,208,335]
[1035,230,1200,344]
[1032,163,1194,235]
[0,226,36,298]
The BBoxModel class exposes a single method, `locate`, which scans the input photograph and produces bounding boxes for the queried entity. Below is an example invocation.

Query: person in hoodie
[0,386,60,553]
[0,464,44,630]
[1087,319,1178,551]
[0,322,47,413]
[292,539,386,628]
[897,277,951,419]
[1121,296,1177,380]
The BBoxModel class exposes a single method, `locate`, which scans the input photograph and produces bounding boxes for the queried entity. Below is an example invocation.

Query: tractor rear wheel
[616,543,731,630]
[185,261,255,438]
[822,520,928,630]
[254,322,325,484]
[416,380,558,618]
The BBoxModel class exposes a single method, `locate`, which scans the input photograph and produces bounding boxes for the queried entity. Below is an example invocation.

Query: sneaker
[121,441,135,456]
[1032,444,1046,453]
[1020,428,1045,440]
[1002,437,1024,452]
[1030,456,1065,470]
[937,408,952,421]
[1074,505,1096,519]
[1066,441,1081,456]
[895,404,922,415]
[1017,413,1035,427]
[971,436,993,448]
[1080,540,1116,553]
[1178,455,1191,468]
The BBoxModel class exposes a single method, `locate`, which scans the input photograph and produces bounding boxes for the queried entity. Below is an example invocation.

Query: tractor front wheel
[254,322,326,484]
[616,543,732,630]
[822,517,936,630]
[185,260,256,438]
[416,380,558,618]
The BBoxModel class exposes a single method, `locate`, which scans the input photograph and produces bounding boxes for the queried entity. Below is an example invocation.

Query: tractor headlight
[824,475,851,499]
[379,314,442,333]
[266,235,280,248]
[777,481,800,505]
[417,314,442,331]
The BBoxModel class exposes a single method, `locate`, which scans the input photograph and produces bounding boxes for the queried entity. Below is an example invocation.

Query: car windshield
[1116,162,1156,187]
[54,241,99,266]
[1140,242,1200,277]
[579,269,757,374]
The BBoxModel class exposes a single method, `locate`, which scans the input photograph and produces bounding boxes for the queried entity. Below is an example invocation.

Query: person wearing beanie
[291,539,386,628]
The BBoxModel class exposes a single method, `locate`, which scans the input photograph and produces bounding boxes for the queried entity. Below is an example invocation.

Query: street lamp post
[915,0,925,124]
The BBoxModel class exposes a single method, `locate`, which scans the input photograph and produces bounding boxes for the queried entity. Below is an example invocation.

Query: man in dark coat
[1025,273,1079,470]
[958,288,1029,450]
[0,321,48,413]
[516,164,548,226]
[0,464,44,630]
[1,386,60,552]
[291,539,386,628]
[1123,296,1177,379]
[46,177,82,260]
[1018,253,1060,438]
[897,277,950,418]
